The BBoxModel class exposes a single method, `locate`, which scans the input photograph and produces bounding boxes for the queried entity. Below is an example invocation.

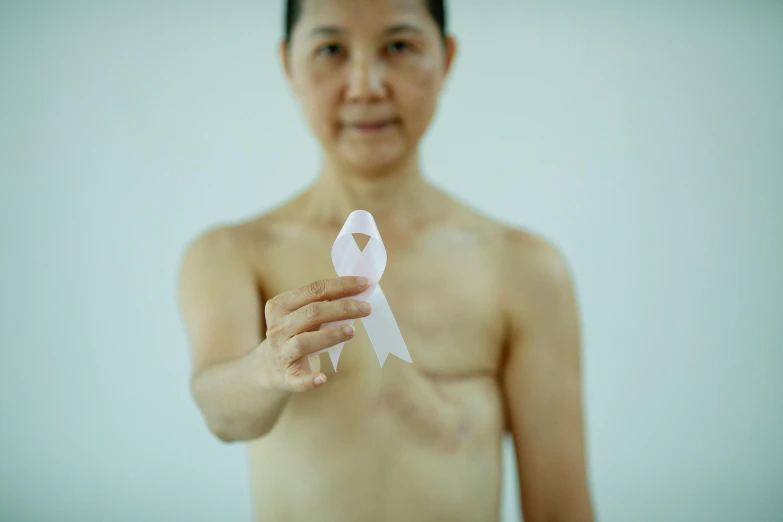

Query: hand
[261,276,373,392]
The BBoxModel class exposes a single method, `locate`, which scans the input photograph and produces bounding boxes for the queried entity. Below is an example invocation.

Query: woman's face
[281,0,456,173]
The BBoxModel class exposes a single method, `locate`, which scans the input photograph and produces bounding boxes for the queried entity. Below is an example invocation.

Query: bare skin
[178,0,593,520]
[179,181,593,522]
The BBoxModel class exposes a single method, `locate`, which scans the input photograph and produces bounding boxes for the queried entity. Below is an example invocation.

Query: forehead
[297,0,431,30]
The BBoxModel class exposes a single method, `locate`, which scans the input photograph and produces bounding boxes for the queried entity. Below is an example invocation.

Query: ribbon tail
[313,342,345,371]
[325,343,344,371]
[363,285,412,367]
[316,317,353,371]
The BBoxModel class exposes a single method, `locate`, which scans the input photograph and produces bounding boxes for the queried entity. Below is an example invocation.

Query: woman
[178,1,594,520]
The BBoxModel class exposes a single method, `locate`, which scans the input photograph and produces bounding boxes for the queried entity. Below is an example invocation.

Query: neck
[303,151,441,228]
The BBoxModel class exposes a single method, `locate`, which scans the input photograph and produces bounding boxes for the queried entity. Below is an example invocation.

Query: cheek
[397,65,441,124]
[300,73,341,131]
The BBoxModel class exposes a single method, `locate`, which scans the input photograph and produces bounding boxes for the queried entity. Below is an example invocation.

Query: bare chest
[255,227,506,381]
[247,224,511,507]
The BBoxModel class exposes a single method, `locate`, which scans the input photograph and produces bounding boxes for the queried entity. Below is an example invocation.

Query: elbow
[198,406,270,443]
[208,418,272,443]
[189,382,258,443]
[194,401,272,444]
[209,421,244,444]
[204,414,239,443]
[189,372,275,443]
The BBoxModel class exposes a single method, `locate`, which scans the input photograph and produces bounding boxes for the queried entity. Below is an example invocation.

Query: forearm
[520,489,594,522]
[518,469,594,522]
[190,340,291,442]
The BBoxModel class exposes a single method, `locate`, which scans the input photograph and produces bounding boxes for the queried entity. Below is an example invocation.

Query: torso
[235,187,516,522]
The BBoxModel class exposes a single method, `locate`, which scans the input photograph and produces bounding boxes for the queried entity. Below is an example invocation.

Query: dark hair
[284,0,447,44]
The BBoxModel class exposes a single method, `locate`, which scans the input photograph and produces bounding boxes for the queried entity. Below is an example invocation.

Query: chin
[336,144,410,176]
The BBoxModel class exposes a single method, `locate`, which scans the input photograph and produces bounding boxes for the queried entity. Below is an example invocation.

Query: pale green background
[1,1,781,521]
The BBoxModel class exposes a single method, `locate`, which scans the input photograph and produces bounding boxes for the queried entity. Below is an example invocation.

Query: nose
[345,55,388,102]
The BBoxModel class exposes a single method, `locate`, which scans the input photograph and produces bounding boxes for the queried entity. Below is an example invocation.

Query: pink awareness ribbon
[314,210,413,370]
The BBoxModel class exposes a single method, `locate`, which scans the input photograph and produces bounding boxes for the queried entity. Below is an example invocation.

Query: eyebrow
[309,23,423,37]
[385,23,423,36]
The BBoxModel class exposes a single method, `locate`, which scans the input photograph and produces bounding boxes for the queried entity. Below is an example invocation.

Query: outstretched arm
[178,227,290,442]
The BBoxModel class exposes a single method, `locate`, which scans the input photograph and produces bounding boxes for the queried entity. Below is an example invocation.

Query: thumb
[284,355,327,392]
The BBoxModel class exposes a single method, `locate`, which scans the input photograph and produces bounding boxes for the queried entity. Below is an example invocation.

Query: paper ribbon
[314,210,413,370]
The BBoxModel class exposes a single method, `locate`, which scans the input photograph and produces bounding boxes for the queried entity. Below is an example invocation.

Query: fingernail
[343,325,355,336]
[314,375,326,386]
[360,302,372,313]
[357,277,369,287]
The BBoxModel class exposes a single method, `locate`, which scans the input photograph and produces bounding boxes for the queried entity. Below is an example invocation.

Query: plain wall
[1,1,781,521]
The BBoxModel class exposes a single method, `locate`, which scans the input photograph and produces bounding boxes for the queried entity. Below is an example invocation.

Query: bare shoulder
[501,226,573,286]
[177,214,287,373]
[178,202,295,276]
[440,194,571,281]
[442,199,575,321]
[178,219,265,279]
[180,223,244,264]
[176,219,267,320]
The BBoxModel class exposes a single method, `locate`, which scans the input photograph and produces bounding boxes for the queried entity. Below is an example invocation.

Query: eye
[386,40,413,54]
[316,43,343,57]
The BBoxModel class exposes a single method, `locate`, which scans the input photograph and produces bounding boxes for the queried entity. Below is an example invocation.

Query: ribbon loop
[315,210,412,370]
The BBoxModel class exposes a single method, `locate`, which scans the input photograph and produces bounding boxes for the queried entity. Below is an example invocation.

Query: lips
[345,119,398,131]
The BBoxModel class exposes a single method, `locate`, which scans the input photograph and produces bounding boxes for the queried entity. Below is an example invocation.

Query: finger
[280,299,370,340]
[282,323,357,364]
[281,277,370,314]
[283,355,327,392]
